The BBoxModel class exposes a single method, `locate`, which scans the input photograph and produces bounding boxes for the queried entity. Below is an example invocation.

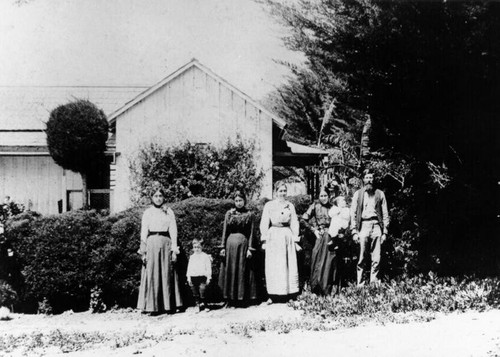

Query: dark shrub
[5,195,313,312]
[2,211,40,311]
[89,207,142,309]
[9,210,106,313]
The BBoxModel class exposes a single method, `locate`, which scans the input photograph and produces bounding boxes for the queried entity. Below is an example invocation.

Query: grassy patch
[227,318,330,338]
[291,276,500,328]
[2,277,498,351]
[0,328,181,355]
[227,277,500,338]
[226,309,438,338]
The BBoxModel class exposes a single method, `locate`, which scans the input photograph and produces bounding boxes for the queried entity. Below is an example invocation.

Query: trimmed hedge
[8,211,110,312]
[5,195,312,313]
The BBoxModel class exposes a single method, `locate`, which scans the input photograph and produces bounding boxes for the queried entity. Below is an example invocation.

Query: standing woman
[137,186,183,314]
[219,190,258,306]
[260,181,300,302]
[301,188,336,295]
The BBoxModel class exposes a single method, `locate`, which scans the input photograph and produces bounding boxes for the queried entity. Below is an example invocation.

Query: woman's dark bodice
[222,209,256,249]
[302,202,331,230]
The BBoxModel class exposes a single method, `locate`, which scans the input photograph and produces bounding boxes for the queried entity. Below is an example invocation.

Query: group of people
[137,169,389,314]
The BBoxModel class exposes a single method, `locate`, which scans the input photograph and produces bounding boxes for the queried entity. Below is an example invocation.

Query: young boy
[186,238,212,312]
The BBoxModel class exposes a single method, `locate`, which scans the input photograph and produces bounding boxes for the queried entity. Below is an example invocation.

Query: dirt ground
[1,304,499,357]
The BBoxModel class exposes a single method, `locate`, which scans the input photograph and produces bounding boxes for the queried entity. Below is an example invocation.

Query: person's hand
[246,250,252,258]
[220,249,226,257]
[206,278,211,285]
[353,233,359,244]
[294,243,302,252]
[171,251,177,263]
[314,229,321,239]
[141,254,147,266]
[381,234,387,244]
[187,278,192,286]
[261,243,266,251]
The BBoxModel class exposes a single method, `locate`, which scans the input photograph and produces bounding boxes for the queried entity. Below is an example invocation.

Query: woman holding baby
[302,188,350,295]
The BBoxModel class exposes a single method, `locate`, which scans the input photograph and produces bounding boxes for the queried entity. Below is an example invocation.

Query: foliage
[0,328,179,355]
[5,209,142,313]
[7,193,484,312]
[292,275,500,321]
[227,318,330,338]
[266,0,498,156]
[0,280,18,307]
[4,195,312,312]
[129,138,265,204]
[0,200,25,224]
[46,99,109,174]
[46,99,109,208]
[9,210,107,313]
[90,207,143,309]
[37,297,53,315]
[264,0,500,276]
[0,210,35,301]
[89,286,107,313]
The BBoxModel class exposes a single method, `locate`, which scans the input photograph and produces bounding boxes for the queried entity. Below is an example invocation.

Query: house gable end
[108,59,286,130]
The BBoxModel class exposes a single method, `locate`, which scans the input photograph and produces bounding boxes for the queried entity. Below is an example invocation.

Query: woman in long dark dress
[301,188,337,295]
[219,191,258,306]
[137,186,183,313]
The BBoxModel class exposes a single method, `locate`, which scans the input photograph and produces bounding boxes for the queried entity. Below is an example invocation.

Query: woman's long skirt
[219,233,257,301]
[264,226,299,295]
[310,231,338,295]
[137,234,183,312]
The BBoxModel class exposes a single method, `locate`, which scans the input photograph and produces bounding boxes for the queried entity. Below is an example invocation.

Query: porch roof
[273,140,328,167]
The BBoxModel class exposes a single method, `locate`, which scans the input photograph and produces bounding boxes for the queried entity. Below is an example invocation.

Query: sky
[0,0,304,100]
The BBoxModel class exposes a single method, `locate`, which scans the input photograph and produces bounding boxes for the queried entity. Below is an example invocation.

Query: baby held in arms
[327,196,350,246]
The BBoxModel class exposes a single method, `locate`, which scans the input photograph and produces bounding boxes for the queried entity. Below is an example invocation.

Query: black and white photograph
[0,0,499,356]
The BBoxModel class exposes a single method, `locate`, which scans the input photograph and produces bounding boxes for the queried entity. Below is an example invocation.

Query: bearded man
[350,169,389,286]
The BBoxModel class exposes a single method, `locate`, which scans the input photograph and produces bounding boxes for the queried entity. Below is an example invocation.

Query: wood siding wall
[0,155,82,215]
[114,65,273,211]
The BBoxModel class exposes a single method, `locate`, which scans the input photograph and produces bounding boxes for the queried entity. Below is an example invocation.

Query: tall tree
[265,0,500,274]
[46,100,109,209]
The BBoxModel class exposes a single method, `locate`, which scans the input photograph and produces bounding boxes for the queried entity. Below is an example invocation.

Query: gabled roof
[108,58,287,129]
[0,86,147,130]
[0,129,46,147]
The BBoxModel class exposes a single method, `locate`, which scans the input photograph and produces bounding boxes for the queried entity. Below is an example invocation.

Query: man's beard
[365,183,374,193]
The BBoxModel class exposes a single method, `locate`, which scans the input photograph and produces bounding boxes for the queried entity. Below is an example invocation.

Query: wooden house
[109,59,327,211]
[0,59,327,214]
[0,86,146,214]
